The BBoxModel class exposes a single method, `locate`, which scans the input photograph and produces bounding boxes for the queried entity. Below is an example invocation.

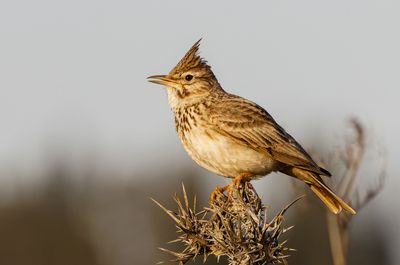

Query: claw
[210,185,229,205]
[226,183,235,203]
[233,173,253,189]
[210,173,254,206]
[227,173,254,203]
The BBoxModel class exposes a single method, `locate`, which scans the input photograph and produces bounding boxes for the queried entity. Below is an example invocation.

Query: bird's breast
[177,123,278,178]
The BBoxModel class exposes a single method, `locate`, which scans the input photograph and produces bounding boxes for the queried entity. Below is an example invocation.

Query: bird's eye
[185,74,193,81]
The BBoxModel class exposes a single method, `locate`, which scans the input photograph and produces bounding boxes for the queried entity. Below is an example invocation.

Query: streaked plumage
[148,39,355,215]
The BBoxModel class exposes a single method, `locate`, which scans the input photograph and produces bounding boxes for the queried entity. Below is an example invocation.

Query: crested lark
[148,39,355,215]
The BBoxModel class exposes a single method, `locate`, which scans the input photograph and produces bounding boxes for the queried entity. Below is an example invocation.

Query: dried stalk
[153,183,301,265]
[325,118,385,265]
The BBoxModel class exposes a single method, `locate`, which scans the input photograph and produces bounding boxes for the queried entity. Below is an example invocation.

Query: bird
[148,39,355,215]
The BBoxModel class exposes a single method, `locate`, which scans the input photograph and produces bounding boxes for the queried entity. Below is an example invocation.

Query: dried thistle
[153,183,301,265]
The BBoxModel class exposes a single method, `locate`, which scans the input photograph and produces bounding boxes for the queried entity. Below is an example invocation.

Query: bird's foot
[233,173,253,189]
[226,173,254,202]
[210,185,229,205]
[210,173,254,206]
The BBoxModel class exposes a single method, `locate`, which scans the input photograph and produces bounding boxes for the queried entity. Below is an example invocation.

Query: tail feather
[290,168,356,215]
[309,185,341,214]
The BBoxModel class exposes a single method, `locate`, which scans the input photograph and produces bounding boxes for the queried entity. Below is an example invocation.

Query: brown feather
[288,168,356,214]
[208,93,331,176]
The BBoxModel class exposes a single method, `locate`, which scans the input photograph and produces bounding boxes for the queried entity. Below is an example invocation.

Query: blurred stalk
[327,213,347,265]
[325,119,384,265]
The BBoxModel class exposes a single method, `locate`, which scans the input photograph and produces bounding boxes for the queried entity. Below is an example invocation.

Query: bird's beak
[147,75,177,87]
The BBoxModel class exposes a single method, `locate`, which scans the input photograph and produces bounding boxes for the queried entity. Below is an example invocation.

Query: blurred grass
[0,160,391,265]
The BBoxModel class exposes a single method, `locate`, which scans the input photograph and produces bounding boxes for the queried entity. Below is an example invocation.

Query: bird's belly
[181,128,277,178]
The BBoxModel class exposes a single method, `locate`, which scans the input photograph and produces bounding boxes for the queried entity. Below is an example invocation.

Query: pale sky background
[1,0,399,263]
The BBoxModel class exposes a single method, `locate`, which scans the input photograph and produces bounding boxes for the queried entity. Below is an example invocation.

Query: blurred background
[0,0,399,264]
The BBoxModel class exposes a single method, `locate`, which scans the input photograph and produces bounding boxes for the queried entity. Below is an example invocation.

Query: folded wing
[208,94,330,177]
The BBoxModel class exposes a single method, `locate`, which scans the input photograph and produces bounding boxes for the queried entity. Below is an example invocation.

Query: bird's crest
[168,39,212,76]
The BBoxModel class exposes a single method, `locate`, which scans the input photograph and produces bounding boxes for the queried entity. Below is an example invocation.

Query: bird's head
[148,39,221,108]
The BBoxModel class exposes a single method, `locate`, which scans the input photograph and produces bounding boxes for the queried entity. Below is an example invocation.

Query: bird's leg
[210,173,254,205]
[210,184,230,205]
[234,173,253,189]
[226,173,254,200]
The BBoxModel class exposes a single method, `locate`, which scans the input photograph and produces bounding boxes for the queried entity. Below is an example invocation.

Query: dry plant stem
[326,119,385,265]
[327,213,348,265]
[153,183,301,265]
[337,118,365,201]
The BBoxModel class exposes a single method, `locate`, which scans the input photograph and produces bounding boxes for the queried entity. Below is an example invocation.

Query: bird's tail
[290,168,356,215]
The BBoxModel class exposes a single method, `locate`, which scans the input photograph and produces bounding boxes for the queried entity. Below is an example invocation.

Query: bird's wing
[208,95,330,176]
